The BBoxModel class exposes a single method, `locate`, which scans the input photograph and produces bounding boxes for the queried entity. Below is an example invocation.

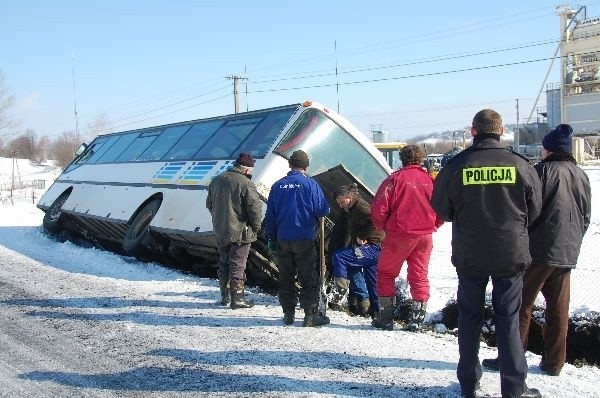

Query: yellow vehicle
[373,142,406,169]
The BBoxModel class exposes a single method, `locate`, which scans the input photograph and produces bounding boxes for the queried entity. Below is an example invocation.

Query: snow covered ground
[0,158,599,397]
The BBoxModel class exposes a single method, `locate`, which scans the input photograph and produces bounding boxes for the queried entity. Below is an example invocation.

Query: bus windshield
[276,108,388,193]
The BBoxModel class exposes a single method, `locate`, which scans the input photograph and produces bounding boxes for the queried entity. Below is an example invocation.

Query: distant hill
[408,127,515,145]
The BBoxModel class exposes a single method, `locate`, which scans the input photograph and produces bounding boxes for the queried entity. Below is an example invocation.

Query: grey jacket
[528,154,592,268]
[206,166,263,245]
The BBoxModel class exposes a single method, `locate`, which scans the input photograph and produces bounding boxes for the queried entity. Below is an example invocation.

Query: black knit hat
[289,150,310,168]
[542,124,573,153]
[236,153,255,167]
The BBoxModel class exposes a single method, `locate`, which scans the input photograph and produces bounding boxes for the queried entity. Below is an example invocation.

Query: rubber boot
[371,296,395,330]
[328,277,349,311]
[230,279,255,309]
[283,309,295,325]
[357,298,371,317]
[407,300,427,331]
[218,276,230,306]
[303,306,330,327]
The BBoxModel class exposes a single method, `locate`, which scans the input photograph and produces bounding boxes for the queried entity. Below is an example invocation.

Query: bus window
[276,109,388,193]
[136,125,191,161]
[236,107,297,157]
[194,117,262,159]
[115,130,162,162]
[86,135,121,163]
[96,132,140,163]
[163,120,223,160]
[76,136,110,164]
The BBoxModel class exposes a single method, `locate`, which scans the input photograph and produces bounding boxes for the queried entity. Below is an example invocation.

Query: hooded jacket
[528,153,592,268]
[431,134,542,277]
[206,165,263,244]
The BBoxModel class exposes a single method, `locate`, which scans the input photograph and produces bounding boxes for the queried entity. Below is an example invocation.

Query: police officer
[264,150,331,327]
[431,109,542,398]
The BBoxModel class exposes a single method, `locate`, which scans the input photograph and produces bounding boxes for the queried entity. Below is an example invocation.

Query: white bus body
[38,101,392,283]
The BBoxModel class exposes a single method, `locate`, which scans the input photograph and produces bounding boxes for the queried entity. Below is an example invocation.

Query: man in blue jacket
[264,150,331,327]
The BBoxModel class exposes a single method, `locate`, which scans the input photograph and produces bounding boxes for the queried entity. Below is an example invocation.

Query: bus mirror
[74,143,88,157]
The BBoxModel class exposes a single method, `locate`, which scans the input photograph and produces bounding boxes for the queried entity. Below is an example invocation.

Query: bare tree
[83,111,112,142]
[0,70,17,136]
[7,129,39,161]
[49,130,82,169]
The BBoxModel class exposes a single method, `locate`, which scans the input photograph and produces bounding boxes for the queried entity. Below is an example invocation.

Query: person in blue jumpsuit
[329,184,383,317]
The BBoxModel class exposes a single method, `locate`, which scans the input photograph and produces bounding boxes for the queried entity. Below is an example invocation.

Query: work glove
[267,241,277,257]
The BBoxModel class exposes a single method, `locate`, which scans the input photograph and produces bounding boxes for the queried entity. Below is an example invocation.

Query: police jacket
[206,165,263,245]
[347,197,384,245]
[264,170,330,241]
[431,134,542,277]
[371,165,442,237]
[529,153,592,268]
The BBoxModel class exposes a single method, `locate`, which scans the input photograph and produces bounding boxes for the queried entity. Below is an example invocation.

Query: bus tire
[42,192,70,234]
[122,199,161,257]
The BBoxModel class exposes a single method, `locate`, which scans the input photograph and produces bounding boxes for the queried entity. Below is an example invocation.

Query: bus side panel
[37,182,73,210]
[151,188,214,234]
[63,184,159,223]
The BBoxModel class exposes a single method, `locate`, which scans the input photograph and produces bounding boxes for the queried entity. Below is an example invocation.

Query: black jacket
[528,153,592,268]
[431,134,542,277]
[206,166,263,244]
[347,198,384,245]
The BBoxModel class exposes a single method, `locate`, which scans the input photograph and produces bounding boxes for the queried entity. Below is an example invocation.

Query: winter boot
[230,279,255,309]
[218,276,230,306]
[283,308,295,325]
[347,296,359,316]
[407,300,427,331]
[328,277,349,311]
[371,296,395,330]
[357,298,371,317]
[303,306,330,327]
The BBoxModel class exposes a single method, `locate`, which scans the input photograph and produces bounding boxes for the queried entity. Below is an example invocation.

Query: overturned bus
[37,101,392,287]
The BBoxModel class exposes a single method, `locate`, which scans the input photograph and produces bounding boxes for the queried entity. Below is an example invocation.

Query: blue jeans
[332,244,380,311]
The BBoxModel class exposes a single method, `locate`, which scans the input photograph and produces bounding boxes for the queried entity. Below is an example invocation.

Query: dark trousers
[276,240,319,313]
[520,262,571,373]
[456,273,527,398]
[217,241,251,282]
[332,244,380,311]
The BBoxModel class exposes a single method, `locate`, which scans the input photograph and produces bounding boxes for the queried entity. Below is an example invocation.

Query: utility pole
[515,99,520,153]
[226,75,248,113]
[71,51,80,138]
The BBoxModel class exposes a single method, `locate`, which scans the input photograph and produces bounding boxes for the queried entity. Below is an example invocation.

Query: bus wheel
[122,199,161,257]
[42,192,70,234]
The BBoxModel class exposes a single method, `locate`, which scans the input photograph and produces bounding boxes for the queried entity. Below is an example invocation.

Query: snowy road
[1,192,600,397]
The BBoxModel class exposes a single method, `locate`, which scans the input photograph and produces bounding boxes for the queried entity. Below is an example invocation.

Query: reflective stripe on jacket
[431,136,542,277]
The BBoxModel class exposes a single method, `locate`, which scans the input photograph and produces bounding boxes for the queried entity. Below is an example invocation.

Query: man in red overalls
[371,145,443,331]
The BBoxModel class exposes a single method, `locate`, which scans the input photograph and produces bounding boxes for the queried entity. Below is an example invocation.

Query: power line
[246,56,560,94]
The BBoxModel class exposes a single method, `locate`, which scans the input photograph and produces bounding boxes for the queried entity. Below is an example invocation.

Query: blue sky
[2,1,599,141]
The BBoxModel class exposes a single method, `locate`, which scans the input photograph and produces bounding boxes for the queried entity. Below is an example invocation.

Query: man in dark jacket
[483,124,592,377]
[264,150,331,327]
[329,184,384,317]
[206,153,263,309]
[431,109,542,398]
